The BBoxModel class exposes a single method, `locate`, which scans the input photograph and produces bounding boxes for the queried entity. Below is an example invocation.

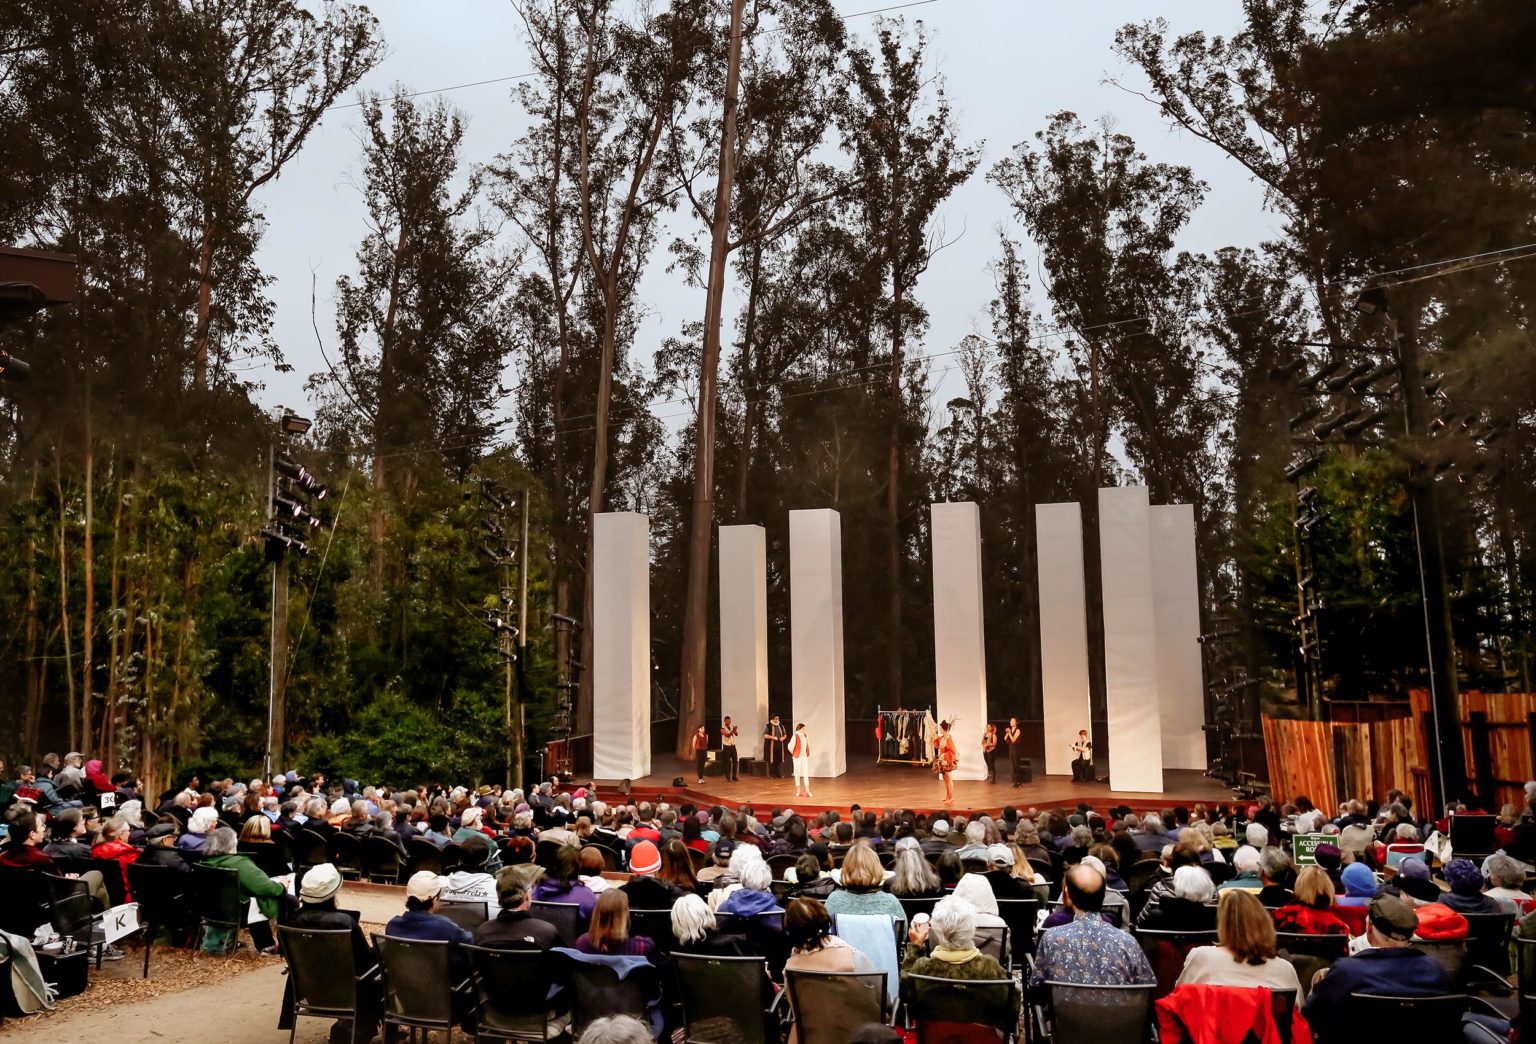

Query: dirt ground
[2,884,415,1043]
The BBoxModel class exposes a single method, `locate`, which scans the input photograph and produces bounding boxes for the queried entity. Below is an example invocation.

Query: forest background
[1,0,1532,793]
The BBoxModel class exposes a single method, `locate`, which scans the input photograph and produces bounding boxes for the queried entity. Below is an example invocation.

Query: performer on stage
[981,723,998,784]
[762,715,787,778]
[790,723,813,798]
[692,724,710,783]
[933,720,958,805]
[1004,717,1024,788]
[720,716,739,782]
[1071,728,1093,782]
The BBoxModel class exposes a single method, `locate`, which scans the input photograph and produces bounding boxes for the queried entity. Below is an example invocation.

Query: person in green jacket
[202,826,296,954]
[901,895,1014,986]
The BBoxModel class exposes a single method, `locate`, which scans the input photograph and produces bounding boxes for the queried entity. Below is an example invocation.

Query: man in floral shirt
[1030,864,1155,989]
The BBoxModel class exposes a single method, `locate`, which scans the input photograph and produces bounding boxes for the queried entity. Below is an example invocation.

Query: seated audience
[284,863,379,1042]
[575,889,658,963]
[1030,864,1154,988]
[1136,865,1217,932]
[1305,896,1453,1036]
[951,872,1006,929]
[670,893,755,957]
[718,860,782,917]
[201,825,295,953]
[1336,861,1378,907]
[1439,857,1512,915]
[385,871,473,981]
[534,843,599,920]
[789,853,837,901]
[137,821,192,872]
[1216,845,1262,893]
[889,838,943,898]
[901,896,1011,983]
[981,844,1033,899]
[441,834,499,908]
[784,897,873,974]
[826,845,905,922]
[1482,854,1530,910]
[620,840,687,909]
[178,806,219,851]
[576,1015,653,1044]
[91,817,140,900]
[1273,865,1350,935]
[1176,889,1301,991]
[1257,846,1296,907]
[474,865,565,950]
[43,809,94,862]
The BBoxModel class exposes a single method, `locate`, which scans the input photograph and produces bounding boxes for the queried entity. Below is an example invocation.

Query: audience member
[1176,889,1301,990]
[575,889,658,963]
[1030,865,1154,988]
[1136,865,1217,931]
[902,896,1010,982]
[473,865,564,950]
[1273,865,1349,935]
[670,893,755,957]
[1305,896,1453,1036]
[826,845,905,922]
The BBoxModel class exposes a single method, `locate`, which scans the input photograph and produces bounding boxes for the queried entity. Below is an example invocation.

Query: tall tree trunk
[104,459,124,763]
[24,464,44,757]
[370,226,407,591]
[55,461,78,750]
[578,297,620,737]
[81,421,94,754]
[192,215,215,390]
[734,239,765,521]
[678,0,746,759]
[886,276,906,706]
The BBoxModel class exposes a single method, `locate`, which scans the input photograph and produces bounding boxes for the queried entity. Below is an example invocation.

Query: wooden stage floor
[594,754,1234,818]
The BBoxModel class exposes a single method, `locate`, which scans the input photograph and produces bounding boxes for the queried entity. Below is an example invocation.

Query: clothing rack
[874,706,936,765]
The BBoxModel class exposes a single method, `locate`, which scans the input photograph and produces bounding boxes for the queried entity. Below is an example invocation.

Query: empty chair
[0,868,51,937]
[126,862,192,978]
[277,925,382,1044]
[292,828,329,871]
[374,934,469,1041]
[673,953,778,1044]
[327,832,363,880]
[767,854,800,880]
[1448,816,1498,861]
[407,837,444,876]
[1035,981,1154,1044]
[784,969,889,1044]
[628,909,676,956]
[904,973,1021,1043]
[464,944,568,1041]
[1138,929,1220,997]
[439,842,464,875]
[994,898,1039,966]
[1461,911,1515,980]
[191,863,246,954]
[530,901,582,943]
[44,876,108,969]
[361,836,406,885]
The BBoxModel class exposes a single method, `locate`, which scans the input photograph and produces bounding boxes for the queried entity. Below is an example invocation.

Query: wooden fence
[1409,690,1536,810]
[1261,714,1426,812]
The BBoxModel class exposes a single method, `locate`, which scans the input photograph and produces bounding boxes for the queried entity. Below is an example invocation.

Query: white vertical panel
[1151,504,1207,770]
[592,512,651,781]
[1098,486,1164,793]
[1036,502,1094,777]
[719,524,769,759]
[789,508,846,778]
[932,502,989,780]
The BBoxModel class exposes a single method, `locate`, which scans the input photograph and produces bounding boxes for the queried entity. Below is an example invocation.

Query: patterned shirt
[1029,910,1155,988]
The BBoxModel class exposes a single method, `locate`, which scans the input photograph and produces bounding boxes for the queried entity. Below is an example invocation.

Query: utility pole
[266,445,284,779]
[1358,288,1467,808]
[516,487,530,787]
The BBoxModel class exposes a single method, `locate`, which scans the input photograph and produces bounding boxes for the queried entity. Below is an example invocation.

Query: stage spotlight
[1323,362,1374,393]
[1340,407,1387,438]
[275,454,328,500]
[262,528,310,559]
[0,350,29,382]
[272,494,323,529]
[1288,404,1323,431]
[280,411,312,435]
[1349,360,1399,394]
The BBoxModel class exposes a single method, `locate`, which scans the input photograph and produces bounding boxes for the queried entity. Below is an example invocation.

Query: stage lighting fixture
[1354,287,1390,315]
[1349,360,1399,393]
[1296,486,1317,503]
[1284,454,1320,482]
[1196,630,1239,645]
[280,411,312,435]
[480,517,505,538]
[0,350,29,382]
[1270,356,1308,383]
[1288,404,1323,431]
[1340,407,1387,438]
[275,455,328,499]
[1310,411,1354,440]
[262,528,310,558]
[272,494,323,529]
[1323,362,1373,393]
[1422,375,1445,399]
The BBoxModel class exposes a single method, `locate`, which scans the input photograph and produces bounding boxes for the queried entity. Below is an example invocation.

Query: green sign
[1292,833,1330,865]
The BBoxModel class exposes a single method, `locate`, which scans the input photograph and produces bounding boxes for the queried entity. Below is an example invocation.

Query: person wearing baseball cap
[385,871,473,995]
[1303,895,1454,1034]
[475,865,565,951]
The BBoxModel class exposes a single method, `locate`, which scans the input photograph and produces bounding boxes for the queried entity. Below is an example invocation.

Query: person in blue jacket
[1304,895,1453,1038]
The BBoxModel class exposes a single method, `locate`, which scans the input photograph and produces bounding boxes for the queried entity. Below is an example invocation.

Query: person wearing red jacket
[91,817,140,901]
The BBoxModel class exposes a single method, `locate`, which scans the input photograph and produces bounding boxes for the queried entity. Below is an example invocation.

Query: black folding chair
[904,973,1021,1043]
[126,862,191,978]
[972,924,1010,968]
[438,900,491,931]
[1136,928,1219,997]
[1449,816,1498,862]
[362,835,407,884]
[629,909,676,956]
[767,854,800,880]
[327,832,364,880]
[529,901,581,942]
[464,944,567,1041]
[292,828,329,874]
[560,952,661,1039]
[1461,911,1516,983]
[784,969,889,1044]
[278,925,381,1044]
[673,953,779,1044]
[440,842,464,875]
[374,934,471,1042]
[995,898,1039,966]
[43,875,108,969]
[898,896,941,924]
[1034,981,1154,1044]
[0,867,51,937]
[1344,993,1468,1036]
[191,863,245,954]
[582,844,620,873]
[407,837,444,876]
[535,840,564,872]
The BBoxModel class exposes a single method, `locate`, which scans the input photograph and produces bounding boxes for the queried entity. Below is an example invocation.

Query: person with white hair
[1137,865,1217,931]
[901,896,1012,986]
[177,805,219,851]
[577,1015,656,1044]
[717,859,781,916]
[1218,845,1263,893]
[1243,822,1269,849]
[954,820,990,862]
[670,893,757,957]
[1134,813,1173,852]
[1483,854,1530,907]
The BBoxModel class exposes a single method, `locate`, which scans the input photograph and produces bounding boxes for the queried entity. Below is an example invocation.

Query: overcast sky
[249,0,1275,438]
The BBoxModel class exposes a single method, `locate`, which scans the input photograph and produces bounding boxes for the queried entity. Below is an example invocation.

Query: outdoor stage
[592,753,1233,819]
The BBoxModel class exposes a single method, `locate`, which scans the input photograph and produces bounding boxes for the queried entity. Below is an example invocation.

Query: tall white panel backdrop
[592,512,651,781]
[1036,502,1094,777]
[789,509,847,779]
[1151,505,1207,770]
[931,502,989,780]
[719,524,769,759]
[1098,487,1165,793]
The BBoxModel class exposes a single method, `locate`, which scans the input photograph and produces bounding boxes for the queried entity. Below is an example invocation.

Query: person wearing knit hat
[1438,857,1509,914]
[1336,861,1378,906]
[627,839,662,876]
[1303,895,1455,1035]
